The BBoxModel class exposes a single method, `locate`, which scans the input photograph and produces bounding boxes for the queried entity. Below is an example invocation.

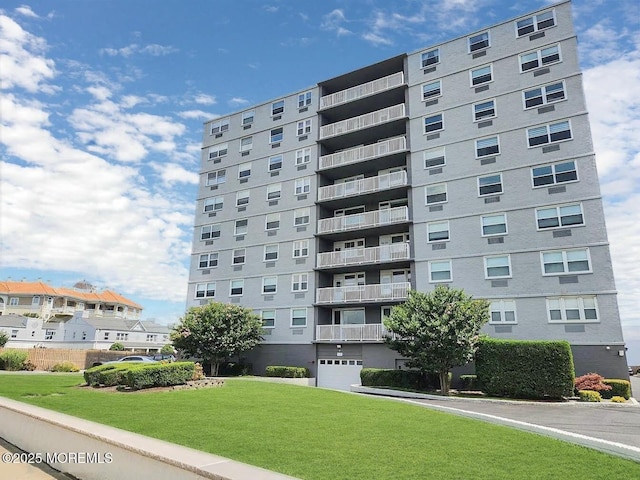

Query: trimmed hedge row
[265,366,310,378]
[602,379,631,400]
[125,362,195,390]
[579,390,602,402]
[360,368,440,391]
[84,363,138,387]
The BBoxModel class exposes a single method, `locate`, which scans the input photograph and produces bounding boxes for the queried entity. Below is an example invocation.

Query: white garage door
[317,359,363,391]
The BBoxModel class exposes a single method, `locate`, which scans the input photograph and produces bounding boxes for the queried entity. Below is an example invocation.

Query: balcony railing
[320,104,406,140]
[318,171,408,202]
[320,71,405,110]
[316,323,389,342]
[317,206,409,235]
[319,136,406,171]
[316,282,410,304]
[317,243,410,269]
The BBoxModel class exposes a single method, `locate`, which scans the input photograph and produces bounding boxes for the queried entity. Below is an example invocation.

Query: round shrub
[611,396,626,403]
[0,349,29,371]
[51,361,80,372]
[578,390,601,402]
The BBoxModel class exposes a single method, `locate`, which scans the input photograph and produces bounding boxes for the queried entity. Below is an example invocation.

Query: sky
[1,0,639,360]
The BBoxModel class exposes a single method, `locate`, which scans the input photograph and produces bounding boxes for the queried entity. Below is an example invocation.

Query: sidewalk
[0,439,75,480]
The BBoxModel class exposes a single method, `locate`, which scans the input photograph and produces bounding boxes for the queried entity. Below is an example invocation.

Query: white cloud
[100,43,177,57]
[15,5,38,18]
[229,97,249,107]
[177,109,213,120]
[151,162,199,186]
[321,9,352,36]
[193,93,216,105]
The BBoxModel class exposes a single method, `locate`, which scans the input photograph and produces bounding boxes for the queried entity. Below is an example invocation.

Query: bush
[475,338,575,399]
[0,349,29,371]
[109,343,124,351]
[574,373,612,394]
[602,379,631,400]
[51,361,79,372]
[0,331,8,347]
[578,390,602,402]
[124,362,195,390]
[84,363,137,387]
[219,362,253,376]
[360,368,441,391]
[160,344,175,355]
[459,375,478,391]
[265,366,310,378]
[611,396,626,403]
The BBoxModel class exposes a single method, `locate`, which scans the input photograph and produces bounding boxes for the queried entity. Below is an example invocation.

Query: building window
[241,110,254,126]
[424,147,445,169]
[481,213,507,236]
[230,280,244,296]
[293,240,309,258]
[270,127,284,143]
[295,177,311,195]
[264,244,279,261]
[232,248,246,265]
[116,332,129,341]
[489,300,517,324]
[266,155,283,172]
[516,10,555,37]
[421,48,439,67]
[199,253,218,268]
[294,208,310,226]
[485,255,511,279]
[523,81,565,109]
[548,296,598,323]
[45,329,55,340]
[427,221,449,242]
[210,118,230,135]
[527,120,571,147]
[422,80,442,100]
[298,91,312,108]
[473,99,496,121]
[208,143,228,160]
[541,248,591,275]
[103,332,110,340]
[32,296,40,305]
[520,45,561,72]
[297,119,312,136]
[267,183,281,200]
[478,173,503,196]
[236,190,250,207]
[470,65,492,86]
[10,329,18,338]
[292,273,308,292]
[196,282,216,298]
[261,310,276,328]
[468,31,490,52]
[204,196,224,212]
[234,219,248,236]
[476,136,500,158]
[424,113,443,133]
[536,203,584,229]
[262,276,277,294]
[206,169,226,186]
[291,308,307,327]
[429,260,452,282]
[201,224,221,240]
[146,334,157,342]
[238,162,252,178]
[239,136,253,152]
[425,183,447,205]
[296,147,311,165]
[265,213,280,231]
[532,160,577,187]
[9,298,19,306]
[272,99,285,116]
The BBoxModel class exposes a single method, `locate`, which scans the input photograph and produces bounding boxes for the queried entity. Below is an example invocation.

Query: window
[270,127,283,143]
[240,136,253,152]
[421,48,439,67]
[230,279,244,296]
[116,332,129,341]
[210,118,229,135]
[427,221,449,242]
[10,329,18,338]
[32,296,40,305]
[424,113,443,133]
[204,196,224,212]
[262,276,277,294]
[473,99,496,121]
[206,169,226,186]
[266,213,280,230]
[485,255,511,278]
[470,65,492,86]
[532,160,577,187]
[296,147,311,165]
[293,239,309,258]
[272,99,285,116]
[45,329,55,340]
[481,213,507,236]
[523,81,565,108]
[476,136,499,157]
[291,308,307,327]
[548,296,598,322]
[261,310,276,328]
[195,282,216,298]
[429,260,452,282]
[146,334,157,342]
[208,143,228,160]
[425,183,447,204]
[264,244,279,261]
[520,45,561,72]
[232,248,246,265]
[490,300,517,324]
[238,162,252,178]
[234,219,248,236]
[468,31,490,52]
[298,91,312,108]
[297,119,312,136]
[241,110,254,126]
[527,120,571,147]
[295,177,311,195]
[536,203,584,229]
[541,248,591,275]
[267,183,281,200]
[424,147,445,169]
[478,173,503,196]
[236,190,250,207]
[516,10,555,37]
[268,155,283,171]
[199,253,218,268]
[422,80,442,100]
[201,224,221,240]
[292,273,308,292]
[103,332,110,340]
[294,208,310,226]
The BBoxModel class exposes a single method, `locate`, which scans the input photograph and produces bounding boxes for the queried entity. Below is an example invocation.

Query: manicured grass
[1,373,639,480]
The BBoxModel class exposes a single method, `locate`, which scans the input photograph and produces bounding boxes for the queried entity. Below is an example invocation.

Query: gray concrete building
[188,0,627,390]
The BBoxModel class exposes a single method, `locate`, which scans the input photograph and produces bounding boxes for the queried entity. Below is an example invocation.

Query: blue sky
[1,1,639,360]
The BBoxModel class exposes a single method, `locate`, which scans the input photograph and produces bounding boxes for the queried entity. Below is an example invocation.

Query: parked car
[92,356,159,367]
[148,353,176,362]
[630,367,635,376]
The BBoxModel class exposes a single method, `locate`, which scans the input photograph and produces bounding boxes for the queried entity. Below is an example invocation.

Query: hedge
[125,362,195,390]
[579,390,602,402]
[459,375,478,391]
[0,350,28,371]
[265,366,310,378]
[84,363,137,387]
[602,379,631,400]
[360,368,440,391]
[475,338,575,399]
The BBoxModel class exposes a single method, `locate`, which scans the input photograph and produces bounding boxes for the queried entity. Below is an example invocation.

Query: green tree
[0,331,9,348]
[384,286,490,395]
[109,342,124,351]
[160,344,175,355]
[170,301,263,376]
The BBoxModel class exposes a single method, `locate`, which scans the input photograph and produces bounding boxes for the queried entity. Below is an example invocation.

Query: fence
[0,348,130,371]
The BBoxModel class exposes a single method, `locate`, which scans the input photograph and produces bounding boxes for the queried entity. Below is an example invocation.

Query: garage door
[317,359,363,391]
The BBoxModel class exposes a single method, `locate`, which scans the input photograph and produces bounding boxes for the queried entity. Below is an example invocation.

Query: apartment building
[187,0,627,389]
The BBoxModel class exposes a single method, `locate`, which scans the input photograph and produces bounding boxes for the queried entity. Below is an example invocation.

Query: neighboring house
[186,0,627,390]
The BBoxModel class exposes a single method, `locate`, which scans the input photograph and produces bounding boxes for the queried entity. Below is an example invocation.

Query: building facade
[187,0,627,389]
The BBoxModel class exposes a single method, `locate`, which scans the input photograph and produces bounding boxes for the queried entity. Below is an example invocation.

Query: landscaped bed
[1,373,639,480]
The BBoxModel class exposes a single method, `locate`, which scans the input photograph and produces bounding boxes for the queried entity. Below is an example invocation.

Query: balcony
[320,104,406,141]
[318,170,407,202]
[316,282,410,304]
[319,136,406,171]
[317,243,410,269]
[317,206,409,235]
[316,323,388,342]
[320,71,405,110]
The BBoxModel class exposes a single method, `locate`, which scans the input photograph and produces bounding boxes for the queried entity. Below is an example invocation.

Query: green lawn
[1,373,639,480]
